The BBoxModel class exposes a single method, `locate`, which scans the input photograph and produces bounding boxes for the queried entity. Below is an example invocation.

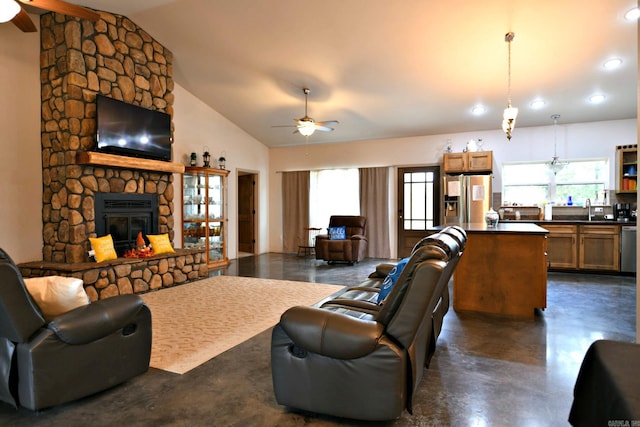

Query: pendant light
[547,114,568,175]
[502,32,518,141]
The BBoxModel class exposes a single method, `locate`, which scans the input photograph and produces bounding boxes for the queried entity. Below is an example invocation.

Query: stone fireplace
[39,10,176,264]
[19,10,208,299]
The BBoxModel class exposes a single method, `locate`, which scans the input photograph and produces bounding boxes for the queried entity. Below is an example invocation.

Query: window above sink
[502,158,609,207]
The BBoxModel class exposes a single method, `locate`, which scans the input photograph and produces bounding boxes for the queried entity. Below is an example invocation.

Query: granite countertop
[501,219,636,226]
[436,222,549,234]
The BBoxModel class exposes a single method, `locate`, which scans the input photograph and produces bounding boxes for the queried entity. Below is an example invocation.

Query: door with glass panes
[397,167,441,258]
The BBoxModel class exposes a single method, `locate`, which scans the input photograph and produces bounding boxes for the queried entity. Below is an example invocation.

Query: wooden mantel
[76,152,186,174]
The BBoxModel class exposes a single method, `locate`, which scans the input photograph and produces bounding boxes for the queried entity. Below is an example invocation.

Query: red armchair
[315,215,367,264]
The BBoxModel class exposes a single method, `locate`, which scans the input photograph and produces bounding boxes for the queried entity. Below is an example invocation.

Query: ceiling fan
[273,87,339,137]
[0,0,99,33]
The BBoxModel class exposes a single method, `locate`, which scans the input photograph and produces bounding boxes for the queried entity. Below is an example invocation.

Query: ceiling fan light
[0,0,20,23]
[298,124,315,136]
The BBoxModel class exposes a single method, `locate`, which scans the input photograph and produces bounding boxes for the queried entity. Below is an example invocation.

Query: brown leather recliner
[315,215,367,264]
[271,232,460,421]
[0,248,152,411]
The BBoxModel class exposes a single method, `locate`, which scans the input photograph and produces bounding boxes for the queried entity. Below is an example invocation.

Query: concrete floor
[1,253,636,426]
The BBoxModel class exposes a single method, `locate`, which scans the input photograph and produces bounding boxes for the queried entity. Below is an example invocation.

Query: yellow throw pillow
[89,234,118,263]
[24,276,89,321]
[147,233,174,254]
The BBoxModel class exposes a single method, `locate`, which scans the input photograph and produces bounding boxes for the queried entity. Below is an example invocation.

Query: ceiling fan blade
[315,120,339,127]
[21,0,100,21]
[314,125,334,132]
[11,7,37,32]
[271,125,297,128]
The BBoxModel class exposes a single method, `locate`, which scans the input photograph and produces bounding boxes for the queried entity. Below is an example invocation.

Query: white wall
[171,85,270,258]
[0,23,42,263]
[269,119,637,256]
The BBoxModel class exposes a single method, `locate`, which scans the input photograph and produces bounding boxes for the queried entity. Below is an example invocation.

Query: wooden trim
[184,166,230,176]
[76,151,186,174]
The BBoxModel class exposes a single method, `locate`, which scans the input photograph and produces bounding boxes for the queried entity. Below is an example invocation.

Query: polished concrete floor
[1,253,636,426]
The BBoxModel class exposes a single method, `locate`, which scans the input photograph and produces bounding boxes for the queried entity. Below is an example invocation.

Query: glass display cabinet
[182,167,230,268]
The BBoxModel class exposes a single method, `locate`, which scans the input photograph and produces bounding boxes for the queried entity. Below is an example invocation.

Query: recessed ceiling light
[530,99,546,109]
[603,58,623,69]
[471,105,486,115]
[589,94,606,104]
[625,7,640,21]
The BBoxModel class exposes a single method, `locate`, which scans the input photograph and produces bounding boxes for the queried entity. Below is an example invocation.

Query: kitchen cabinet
[443,151,493,173]
[545,224,578,269]
[615,144,637,193]
[579,225,620,271]
[543,223,620,272]
[182,167,230,268]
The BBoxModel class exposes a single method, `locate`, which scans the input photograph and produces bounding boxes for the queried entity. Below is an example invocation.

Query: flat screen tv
[96,95,173,162]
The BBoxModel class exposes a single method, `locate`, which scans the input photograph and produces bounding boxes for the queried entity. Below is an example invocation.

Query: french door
[397,166,441,258]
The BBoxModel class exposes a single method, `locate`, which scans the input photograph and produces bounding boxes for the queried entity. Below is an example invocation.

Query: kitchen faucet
[585,198,592,221]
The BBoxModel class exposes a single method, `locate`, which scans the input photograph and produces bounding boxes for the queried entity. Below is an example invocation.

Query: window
[502,159,608,206]
[309,169,359,229]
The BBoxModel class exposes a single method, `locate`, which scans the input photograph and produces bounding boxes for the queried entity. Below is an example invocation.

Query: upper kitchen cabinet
[443,151,493,174]
[616,144,637,193]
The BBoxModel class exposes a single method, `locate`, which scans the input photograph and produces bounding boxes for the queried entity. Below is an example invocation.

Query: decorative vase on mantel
[485,208,499,227]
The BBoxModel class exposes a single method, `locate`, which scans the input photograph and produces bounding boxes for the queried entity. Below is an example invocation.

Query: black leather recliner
[319,226,466,364]
[271,230,462,421]
[0,248,152,411]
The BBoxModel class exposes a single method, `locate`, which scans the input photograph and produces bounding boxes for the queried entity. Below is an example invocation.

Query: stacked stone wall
[19,249,208,300]
[40,11,175,264]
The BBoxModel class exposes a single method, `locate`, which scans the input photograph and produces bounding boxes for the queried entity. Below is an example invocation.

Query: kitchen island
[444,222,549,318]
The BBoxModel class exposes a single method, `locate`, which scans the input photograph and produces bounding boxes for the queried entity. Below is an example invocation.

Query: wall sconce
[203,147,211,168]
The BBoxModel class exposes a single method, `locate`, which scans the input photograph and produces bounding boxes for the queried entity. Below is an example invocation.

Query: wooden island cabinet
[445,223,548,318]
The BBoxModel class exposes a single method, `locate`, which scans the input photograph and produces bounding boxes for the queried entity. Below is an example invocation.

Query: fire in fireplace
[94,193,159,255]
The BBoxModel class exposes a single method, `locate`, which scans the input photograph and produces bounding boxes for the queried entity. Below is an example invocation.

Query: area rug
[140,276,343,374]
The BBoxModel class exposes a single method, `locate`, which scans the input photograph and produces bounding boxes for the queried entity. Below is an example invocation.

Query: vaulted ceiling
[33,1,640,146]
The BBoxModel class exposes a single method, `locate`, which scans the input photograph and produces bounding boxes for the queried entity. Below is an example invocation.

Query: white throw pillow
[23,276,89,321]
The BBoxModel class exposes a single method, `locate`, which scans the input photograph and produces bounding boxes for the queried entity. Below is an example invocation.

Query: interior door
[397,166,441,258]
[238,173,256,253]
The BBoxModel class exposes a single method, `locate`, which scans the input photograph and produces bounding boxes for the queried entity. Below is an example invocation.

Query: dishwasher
[620,225,637,273]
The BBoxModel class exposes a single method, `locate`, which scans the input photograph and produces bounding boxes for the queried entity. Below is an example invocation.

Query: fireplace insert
[94,193,159,256]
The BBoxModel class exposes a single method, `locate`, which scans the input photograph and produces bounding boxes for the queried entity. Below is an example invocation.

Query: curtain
[359,167,391,258]
[282,171,310,253]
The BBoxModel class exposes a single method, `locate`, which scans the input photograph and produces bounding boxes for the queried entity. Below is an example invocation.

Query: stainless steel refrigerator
[443,174,492,224]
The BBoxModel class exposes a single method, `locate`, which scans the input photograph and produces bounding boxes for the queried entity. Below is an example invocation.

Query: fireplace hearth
[95,193,159,256]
